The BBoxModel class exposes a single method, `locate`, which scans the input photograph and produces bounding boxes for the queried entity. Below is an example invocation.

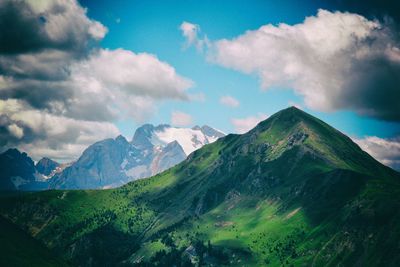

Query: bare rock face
[1,124,224,191]
[49,124,225,189]
[0,148,44,191]
[36,157,60,176]
[50,136,132,189]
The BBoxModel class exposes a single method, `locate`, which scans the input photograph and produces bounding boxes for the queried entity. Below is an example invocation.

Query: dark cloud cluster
[0,81,72,110]
[341,56,400,121]
[0,0,106,55]
[0,1,47,54]
[0,0,112,158]
[332,0,400,121]
[332,0,400,23]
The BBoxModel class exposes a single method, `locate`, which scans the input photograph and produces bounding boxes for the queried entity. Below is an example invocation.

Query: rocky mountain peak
[36,157,60,176]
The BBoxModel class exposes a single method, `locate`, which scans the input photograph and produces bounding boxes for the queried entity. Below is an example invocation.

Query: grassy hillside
[0,216,69,267]
[1,107,400,266]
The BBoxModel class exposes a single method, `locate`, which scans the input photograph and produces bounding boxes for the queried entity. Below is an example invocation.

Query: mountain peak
[274,105,307,118]
[254,106,319,133]
[131,123,226,155]
[288,105,301,110]
[192,125,201,131]
[115,135,128,144]
[4,148,22,157]
[240,106,395,178]
[36,157,60,176]
[0,148,36,190]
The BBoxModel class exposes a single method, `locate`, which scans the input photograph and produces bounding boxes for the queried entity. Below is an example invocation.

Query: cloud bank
[0,0,107,55]
[0,0,193,161]
[207,9,400,121]
[354,136,400,171]
[231,113,268,134]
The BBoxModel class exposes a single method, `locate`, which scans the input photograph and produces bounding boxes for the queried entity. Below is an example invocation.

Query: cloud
[231,113,268,134]
[354,136,400,171]
[72,49,192,101]
[210,9,400,121]
[220,95,240,108]
[0,0,107,55]
[171,111,193,127]
[331,0,400,24]
[7,123,23,139]
[0,0,194,161]
[0,48,193,122]
[180,22,199,46]
[180,21,210,51]
[0,99,120,162]
[188,92,206,102]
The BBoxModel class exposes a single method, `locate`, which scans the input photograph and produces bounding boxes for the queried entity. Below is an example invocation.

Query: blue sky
[77,0,400,140]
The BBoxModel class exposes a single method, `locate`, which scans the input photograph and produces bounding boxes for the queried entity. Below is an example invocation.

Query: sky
[0,0,399,169]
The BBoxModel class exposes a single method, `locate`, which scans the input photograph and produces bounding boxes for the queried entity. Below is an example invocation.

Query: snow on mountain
[2,124,225,190]
[137,124,225,156]
[0,149,50,191]
[50,124,224,189]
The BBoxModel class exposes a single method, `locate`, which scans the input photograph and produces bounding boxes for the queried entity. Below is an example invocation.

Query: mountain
[1,107,399,266]
[131,124,225,155]
[36,157,60,177]
[0,124,223,191]
[49,135,132,189]
[50,124,224,189]
[0,149,49,191]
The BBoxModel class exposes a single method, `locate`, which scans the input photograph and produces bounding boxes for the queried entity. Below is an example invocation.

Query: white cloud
[66,48,193,122]
[220,95,240,108]
[18,119,120,163]
[210,9,400,121]
[0,0,195,161]
[188,92,206,102]
[180,21,210,51]
[231,113,268,134]
[0,47,194,159]
[42,0,108,42]
[7,124,24,139]
[72,48,192,100]
[0,99,120,162]
[180,22,199,46]
[1,48,193,123]
[171,111,193,127]
[354,136,400,171]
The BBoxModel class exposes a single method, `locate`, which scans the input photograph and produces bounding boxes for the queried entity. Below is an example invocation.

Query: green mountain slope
[0,216,69,267]
[1,107,399,266]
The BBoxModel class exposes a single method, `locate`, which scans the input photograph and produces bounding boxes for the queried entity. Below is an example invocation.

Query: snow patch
[152,127,216,155]
[10,176,28,188]
[206,135,218,143]
[120,158,128,169]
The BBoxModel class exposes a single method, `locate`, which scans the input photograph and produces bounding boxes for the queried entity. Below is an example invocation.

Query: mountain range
[0,124,224,190]
[1,107,399,266]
